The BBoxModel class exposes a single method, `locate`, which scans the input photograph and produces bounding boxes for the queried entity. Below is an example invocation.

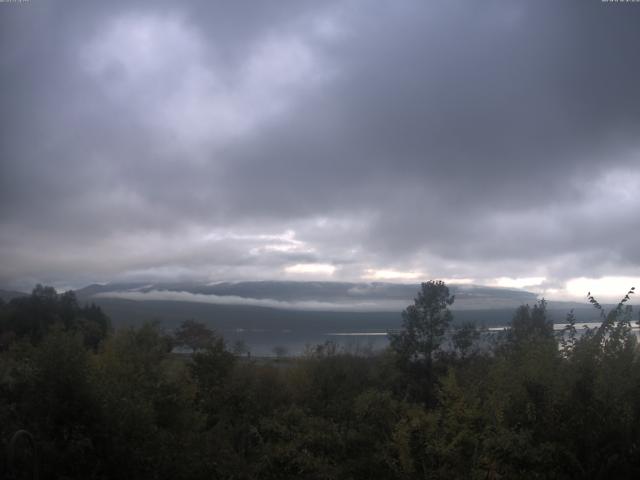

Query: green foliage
[389,280,455,365]
[452,321,481,359]
[506,299,554,348]
[190,336,236,418]
[388,280,456,403]
[2,282,640,479]
[0,285,110,349]
[173,319,215,352]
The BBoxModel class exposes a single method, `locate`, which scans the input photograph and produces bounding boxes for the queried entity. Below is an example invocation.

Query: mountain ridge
[75,280,541,310]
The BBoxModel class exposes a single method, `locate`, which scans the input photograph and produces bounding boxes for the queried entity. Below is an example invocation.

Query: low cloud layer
[93,290,403,312]
[85,281,541,311]
[2,1,640,301]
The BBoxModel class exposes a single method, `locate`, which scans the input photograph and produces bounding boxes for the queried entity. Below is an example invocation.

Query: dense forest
[1,281,639,479]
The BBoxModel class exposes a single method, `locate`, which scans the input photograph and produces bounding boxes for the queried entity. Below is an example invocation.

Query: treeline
[1,281,639,479]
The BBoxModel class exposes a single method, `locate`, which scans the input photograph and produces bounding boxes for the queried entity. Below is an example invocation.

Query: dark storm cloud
[1,0,639,297]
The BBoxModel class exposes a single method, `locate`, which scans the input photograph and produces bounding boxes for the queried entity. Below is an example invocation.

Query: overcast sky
[1,0,639,300]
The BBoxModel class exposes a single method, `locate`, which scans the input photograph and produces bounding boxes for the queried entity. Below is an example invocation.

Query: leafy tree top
[389,280,455,363]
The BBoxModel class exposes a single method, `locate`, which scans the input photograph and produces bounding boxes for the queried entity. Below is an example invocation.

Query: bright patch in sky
[285,263,336,275]
[363,269,423,281]
[440,278,475,285]
[492,277,546,289]
[565,276,639,301]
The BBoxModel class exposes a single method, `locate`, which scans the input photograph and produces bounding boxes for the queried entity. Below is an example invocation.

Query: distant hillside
[0,289,28,302]
[76,281,540,311]
[0,280,591,355]
[73,281,602,333]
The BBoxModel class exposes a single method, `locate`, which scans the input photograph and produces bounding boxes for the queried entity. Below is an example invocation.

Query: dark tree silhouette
[173,319,215,353]
[389,280,455,368]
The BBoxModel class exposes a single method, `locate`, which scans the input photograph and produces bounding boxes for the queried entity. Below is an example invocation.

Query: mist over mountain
[2,281,608,339]
[76,281,540,311]
[57,280,604,357]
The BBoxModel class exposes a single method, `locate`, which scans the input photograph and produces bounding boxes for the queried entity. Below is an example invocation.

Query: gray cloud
[1,0,640,299]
